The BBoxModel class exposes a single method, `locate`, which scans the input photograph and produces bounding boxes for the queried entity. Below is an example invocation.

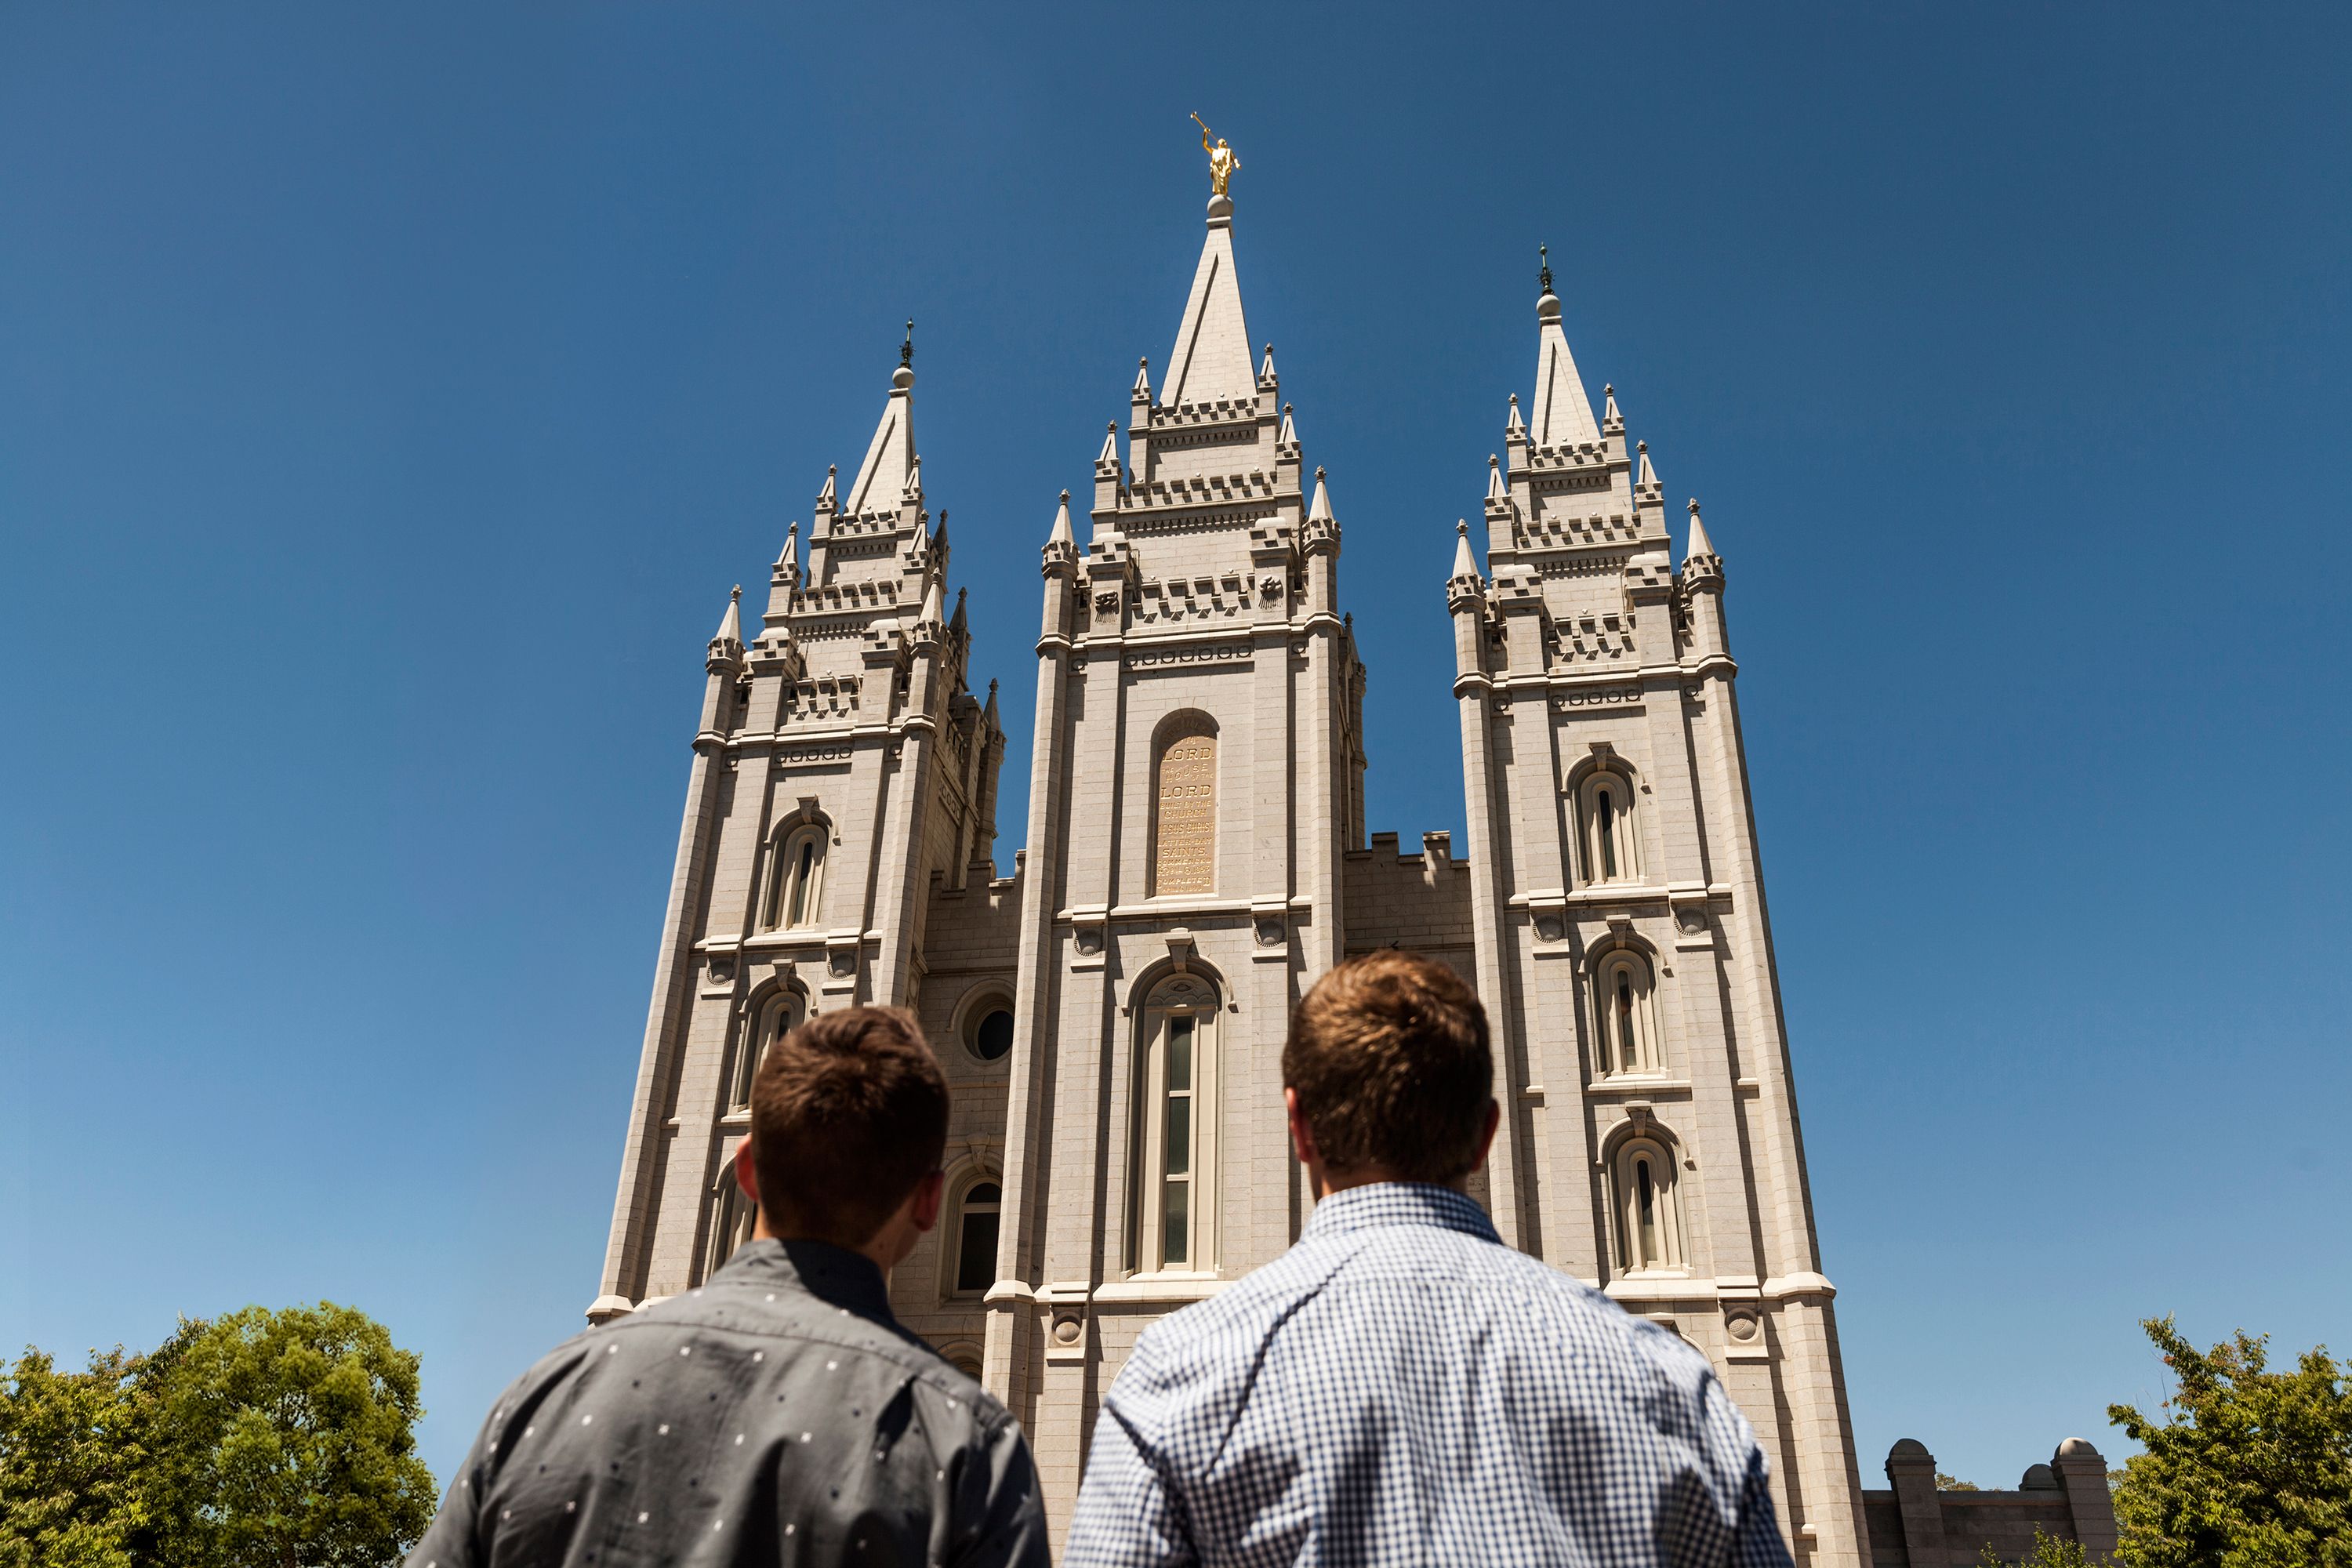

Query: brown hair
[1283,950,1493,1183]
[750,1005,949,1247]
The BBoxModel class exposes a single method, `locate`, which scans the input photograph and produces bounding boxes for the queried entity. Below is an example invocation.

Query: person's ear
[1471,1098,1501,1171]
[1285,1086,1322,1167]
[734,1135,759,1203]
[908,1169,946,1234]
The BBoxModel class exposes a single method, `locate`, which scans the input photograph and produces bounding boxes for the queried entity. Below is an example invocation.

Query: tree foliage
[0,1304,436,1568]
[0,1346,158,1568]
[1980,1527,2091,1567]
[2109,1315,2352,1568]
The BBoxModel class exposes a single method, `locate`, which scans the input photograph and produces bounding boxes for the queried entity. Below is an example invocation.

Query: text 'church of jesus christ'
[586,171,2119,1566]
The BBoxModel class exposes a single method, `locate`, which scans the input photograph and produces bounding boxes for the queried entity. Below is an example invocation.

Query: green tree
[148,1303,439,1568]
[0,1345,159,1568]
[2108,1315,2352,1568]
[1980,1526,2091,1567]
[1939,1470,1981,1490]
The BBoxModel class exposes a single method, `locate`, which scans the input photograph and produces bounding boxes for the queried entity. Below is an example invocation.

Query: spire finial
[901,319,914,368]
[1457,519,1468,537]
[1538,244,1553,296]
[1316,465,1327,480]
[731,583,742,601]
[1689,497,1701,515]
[1060,488,1071,502]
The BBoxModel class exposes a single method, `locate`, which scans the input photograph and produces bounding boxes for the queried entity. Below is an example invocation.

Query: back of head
[750,1005,949,1247]
[1283,950,1493,1184]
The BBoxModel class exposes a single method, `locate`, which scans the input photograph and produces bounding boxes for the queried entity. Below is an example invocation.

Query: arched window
[947,1178,1000,1297]
[1129,972,1220,1273]
[1575,770,1641,886]
[1591,949,1661,1077]
[702,1147,758,1280]
[760,819,829,931]
[1152,720,1218,897]
[731,989,803,1111]
[1610,1135,1685,1272]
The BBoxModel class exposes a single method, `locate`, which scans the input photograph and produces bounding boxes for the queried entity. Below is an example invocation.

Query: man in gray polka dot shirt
[408,1007,1048,1568]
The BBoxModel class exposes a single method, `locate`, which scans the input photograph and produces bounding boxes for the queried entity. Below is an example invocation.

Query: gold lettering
[1154,728,1216,895]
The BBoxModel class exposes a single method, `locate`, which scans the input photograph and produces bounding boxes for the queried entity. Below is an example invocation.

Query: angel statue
[1191,113,1240,196]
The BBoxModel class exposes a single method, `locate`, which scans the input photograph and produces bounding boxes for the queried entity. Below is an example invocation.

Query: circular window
[966,1005,1015,1062]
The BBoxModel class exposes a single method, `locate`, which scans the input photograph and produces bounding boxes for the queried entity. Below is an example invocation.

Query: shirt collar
[1301,1181,1501,1243]
[710,1237,898,1323]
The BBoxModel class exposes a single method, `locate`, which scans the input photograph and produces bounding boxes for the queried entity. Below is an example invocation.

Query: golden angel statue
[1191,113,1240,196]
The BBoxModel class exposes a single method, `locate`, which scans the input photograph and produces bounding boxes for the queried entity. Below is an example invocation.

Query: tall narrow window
[949,1181,1000,1296]
[1130,973,1218,1272]
[732,990,802,1110]
[1575,771,1641,886]
[762,821,828,931]
[702,1150,757,1281]
[1592,951,1661,1077]
[1610,1135,1684,1272]
[1161,1016,1194,1265]
[1152,721,1218,897]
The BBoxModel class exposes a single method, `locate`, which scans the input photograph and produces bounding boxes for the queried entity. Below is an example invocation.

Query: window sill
[1585,1076,1689,1095]
[1094,1273,1229,1305]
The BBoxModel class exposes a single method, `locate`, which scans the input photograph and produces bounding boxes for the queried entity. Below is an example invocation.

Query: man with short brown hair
[410,1006,1048,1568]
[1066,949,1791,1567]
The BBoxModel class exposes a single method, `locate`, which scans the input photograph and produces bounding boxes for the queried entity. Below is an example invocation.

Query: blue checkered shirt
[1063,1184,1791,1567]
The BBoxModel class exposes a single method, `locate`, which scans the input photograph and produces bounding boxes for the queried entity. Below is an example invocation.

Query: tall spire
[1530,245,1599,447]
[1486,454,1506,501]
[1450,519,1483,583]
[1308,466,1334,521]
[775,520,800,583]
[1161,196,1256,407]
[1047,489,1075,547]
[709,584,744,670]
[1505,394,1526,442]
[844,326,919,513]
[1685,497,1718,564]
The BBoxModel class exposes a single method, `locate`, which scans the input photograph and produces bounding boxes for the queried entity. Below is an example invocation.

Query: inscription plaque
[1153,730,1217,895]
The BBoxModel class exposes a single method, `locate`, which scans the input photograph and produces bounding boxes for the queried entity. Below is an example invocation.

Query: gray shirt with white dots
[408,1239,1048,1568]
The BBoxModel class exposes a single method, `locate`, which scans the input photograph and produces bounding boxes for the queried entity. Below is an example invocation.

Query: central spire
[1529,246,1599,447]
[844,323,918,514]
[1160,198,1257,408]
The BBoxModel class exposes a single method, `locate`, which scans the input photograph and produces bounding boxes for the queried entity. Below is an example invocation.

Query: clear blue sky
[4,1,2346,1494]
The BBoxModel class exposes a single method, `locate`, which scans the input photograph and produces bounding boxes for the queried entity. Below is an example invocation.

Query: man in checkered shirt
[1065,949,1792,1567]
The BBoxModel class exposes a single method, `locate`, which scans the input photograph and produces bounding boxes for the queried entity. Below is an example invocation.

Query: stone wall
[1863,1438,2117,1566]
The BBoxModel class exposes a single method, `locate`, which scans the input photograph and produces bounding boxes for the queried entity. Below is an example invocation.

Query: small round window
[966,1004,1015,1062]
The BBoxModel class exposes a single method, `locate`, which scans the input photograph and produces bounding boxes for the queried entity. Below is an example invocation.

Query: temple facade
[591,186,1880,1561]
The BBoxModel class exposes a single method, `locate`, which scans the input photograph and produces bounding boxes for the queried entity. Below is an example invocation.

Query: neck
[1308,1164,1462,1202]
[753,1216,908,1277]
